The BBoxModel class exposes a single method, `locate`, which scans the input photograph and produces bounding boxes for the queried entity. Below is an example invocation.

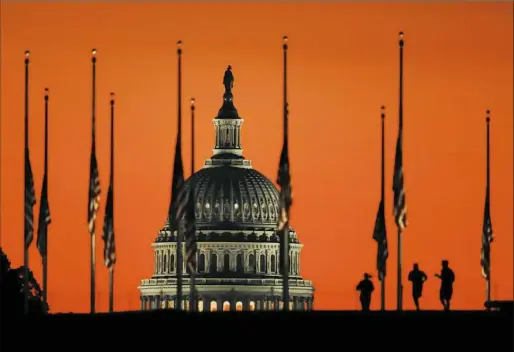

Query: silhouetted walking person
[356,273,374,311]
[408,263,427,310]
[435,260,455,311]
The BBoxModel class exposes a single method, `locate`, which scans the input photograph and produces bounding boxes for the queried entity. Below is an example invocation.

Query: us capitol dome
[138,66,315,312]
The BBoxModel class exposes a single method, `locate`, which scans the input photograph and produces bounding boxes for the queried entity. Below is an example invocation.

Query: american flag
[25,147,37,249]
[276,106,292,233]
[169,129,197,273]
[178,185,197,274]
[373,199,388,281]
[88,139,101,237]
[480,190,493,279]
[102,182,116,268]
[392,122,407,230]
[36,173,51,257]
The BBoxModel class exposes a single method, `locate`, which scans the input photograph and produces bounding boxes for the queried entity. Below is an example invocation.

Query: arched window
[236,302,243,312]
[236,253,244,273]
[249,301,255,311]
[224,253,230,272]
[163,255,167,273]
[223,301,230,312]
[210,301,217,312]
[260,254,266,273]
[170,254,175,272]
[198,300,204,313]
[199,253,206,272]
[210,253,218,273]
[271,255,276,273]
[248,254,255,272]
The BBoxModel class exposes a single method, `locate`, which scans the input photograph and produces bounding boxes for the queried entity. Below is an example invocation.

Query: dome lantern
[211,66,246,163]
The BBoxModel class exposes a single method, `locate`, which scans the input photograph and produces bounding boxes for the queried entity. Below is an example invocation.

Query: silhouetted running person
[435,260,455,311]
[408,263,428,310]
[356,273,374,311]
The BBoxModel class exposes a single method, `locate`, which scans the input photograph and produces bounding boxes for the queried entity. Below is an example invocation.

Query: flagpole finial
[486,110,490,123]
[381,105,385,119]
[110,92,115,105]
[283,36,288,50]
[399,31,404,47]
[191,97,195,110]
[92,48,97,63]
[177,40,182,55]
[24,50,30,63]
[44,88,49,101]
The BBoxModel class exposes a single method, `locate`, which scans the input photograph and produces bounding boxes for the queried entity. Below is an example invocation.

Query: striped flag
[102,182,116,268]
[372,200,388,281]
[392,123,407,229]
[178,185,197,274]
[88,140,101,237]
[480,191,493,279]
[36,173,51,256]
[25,147,37,249]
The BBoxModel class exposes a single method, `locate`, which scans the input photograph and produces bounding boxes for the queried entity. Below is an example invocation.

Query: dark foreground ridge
[3,310,513,350]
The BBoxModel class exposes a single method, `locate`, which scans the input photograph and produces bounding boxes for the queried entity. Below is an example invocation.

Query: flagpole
[91,48,97,314]
[380,106,386,312]
[42,88,49,309]
[397,32,404,312]
[485,111,491,306]
[23,50,31,315]
[109,93,115,313]
[282,36,290,312]
[176,40,183,312]
[189,97,196,312]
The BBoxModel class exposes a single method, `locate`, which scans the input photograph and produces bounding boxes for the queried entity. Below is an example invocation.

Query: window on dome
[248,253,255,271]
[260,254,266,273]
[236,253,244,273]
[223,253,230,272]
[249,301,255,311]
[223,301,230,312]
[198,300,204,312]
[210,301,217,312]
[198,253,206,272]
[210,253,218,273]
[170,254,175,272]
[236,302,243,312]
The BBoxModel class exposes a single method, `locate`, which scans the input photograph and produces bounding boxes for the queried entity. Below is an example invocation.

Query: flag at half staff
[88,140,101,236]
[102,183,116,267]
[36,173,51,256]
[276,106,292,233]
[392,124,407,229]
[25,147,37,249]
[373,199,388,281]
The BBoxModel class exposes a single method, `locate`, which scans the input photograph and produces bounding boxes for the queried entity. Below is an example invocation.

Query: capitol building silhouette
[138,67,315,312]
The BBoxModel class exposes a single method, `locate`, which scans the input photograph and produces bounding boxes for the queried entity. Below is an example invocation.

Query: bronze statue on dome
[223,65,234,92]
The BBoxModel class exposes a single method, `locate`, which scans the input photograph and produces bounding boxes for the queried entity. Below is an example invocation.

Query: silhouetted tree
[0,247,49,316]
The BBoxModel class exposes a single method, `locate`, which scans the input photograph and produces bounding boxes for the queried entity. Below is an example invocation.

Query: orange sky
[1,2,512,312]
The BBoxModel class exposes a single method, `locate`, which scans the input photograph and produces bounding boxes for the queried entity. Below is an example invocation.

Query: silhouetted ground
[3,310,512,350]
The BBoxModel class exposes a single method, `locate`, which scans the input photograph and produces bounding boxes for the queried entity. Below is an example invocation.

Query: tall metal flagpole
[109,93,115,313]
[91,48,97,314]
[23,50,31,315]
[42,88,49,308]
[397,32,404,312]
[282,36,290,312]
[485,111,491,306]
[380,106,386,311]
[189,98,196,312]
[176,40,184,312]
